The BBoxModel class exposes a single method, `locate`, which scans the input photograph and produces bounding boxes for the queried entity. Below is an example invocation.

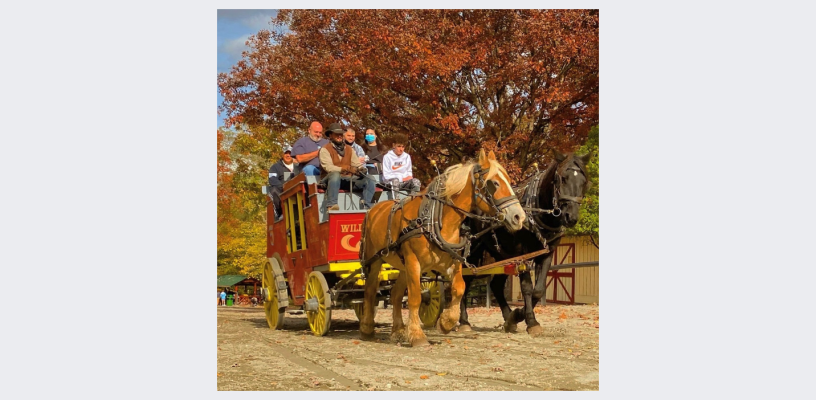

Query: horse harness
[519,159,589,248]
[361,164,519,274]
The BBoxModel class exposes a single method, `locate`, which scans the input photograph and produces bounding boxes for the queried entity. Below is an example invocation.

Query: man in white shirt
[382,133,421,194]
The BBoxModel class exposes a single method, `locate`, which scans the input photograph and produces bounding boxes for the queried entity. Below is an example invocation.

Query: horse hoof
[503,321,518,333]
[457,324,473,332]
[360,331,376,341]
[436,318,453,334]
[390,330,405,343]
[527,325,544,337]
[410,338,431,348]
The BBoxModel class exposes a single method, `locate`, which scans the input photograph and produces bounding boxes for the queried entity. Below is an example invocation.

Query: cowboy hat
[323,123,344,138]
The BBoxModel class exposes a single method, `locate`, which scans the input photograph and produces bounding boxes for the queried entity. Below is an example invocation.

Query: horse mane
[438,160,508,201]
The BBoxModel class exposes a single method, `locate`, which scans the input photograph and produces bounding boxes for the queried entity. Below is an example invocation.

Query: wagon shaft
[469,248,550,274]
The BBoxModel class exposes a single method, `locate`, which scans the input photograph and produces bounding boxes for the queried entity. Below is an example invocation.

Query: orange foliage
[218,10,598,182]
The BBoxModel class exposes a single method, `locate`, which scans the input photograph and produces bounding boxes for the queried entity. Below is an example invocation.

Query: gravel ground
[217,303,599,391]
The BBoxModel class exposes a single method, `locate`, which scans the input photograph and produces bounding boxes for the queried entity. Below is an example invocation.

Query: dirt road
[217,304,599,391]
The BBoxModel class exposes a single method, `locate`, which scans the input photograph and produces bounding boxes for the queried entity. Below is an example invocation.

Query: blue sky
[217,9,279,128]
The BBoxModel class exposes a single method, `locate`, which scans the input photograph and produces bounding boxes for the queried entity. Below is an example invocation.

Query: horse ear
[487,150,497,161]
[578,152,594,165]
[554,151,566,163]
[478,149,490,169]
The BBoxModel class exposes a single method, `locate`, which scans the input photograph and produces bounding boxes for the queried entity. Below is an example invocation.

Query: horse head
[473,149,526,232]
[551,151,593,227]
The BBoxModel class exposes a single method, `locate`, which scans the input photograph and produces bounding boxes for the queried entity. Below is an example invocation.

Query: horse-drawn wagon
[258,150,591,345]
[260,171,445,336]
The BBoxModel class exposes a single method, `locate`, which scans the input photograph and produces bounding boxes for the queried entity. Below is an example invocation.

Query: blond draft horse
[359,150,526,347]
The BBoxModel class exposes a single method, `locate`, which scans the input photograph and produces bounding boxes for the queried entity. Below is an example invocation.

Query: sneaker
[328,204,340,211]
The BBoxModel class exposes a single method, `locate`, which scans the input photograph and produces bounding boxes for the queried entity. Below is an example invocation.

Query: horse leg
[457,275,475,332]
[403,251,429,347]
[437,264,464,334]
[389,272,407,343]
[517,270,543,335]
[360,260,383,341]
[526,254,554,337]
[488,274,516,333]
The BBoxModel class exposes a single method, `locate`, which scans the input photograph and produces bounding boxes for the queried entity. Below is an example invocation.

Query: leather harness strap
[362,163,516,271]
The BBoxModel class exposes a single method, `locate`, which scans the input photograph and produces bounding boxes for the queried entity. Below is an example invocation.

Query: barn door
[546,243,575,304]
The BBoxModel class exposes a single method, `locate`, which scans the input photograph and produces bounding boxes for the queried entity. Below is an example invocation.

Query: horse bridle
[552,164,586,210]
[523,159,588,218]
[471,164,520,222]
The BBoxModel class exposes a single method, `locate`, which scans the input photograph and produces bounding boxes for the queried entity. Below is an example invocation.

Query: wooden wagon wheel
[419,274,444,327]
[306,271,332,336]
[263,260,285,330]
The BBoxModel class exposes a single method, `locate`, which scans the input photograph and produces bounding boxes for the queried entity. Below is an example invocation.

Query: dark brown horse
[359,150,526,346]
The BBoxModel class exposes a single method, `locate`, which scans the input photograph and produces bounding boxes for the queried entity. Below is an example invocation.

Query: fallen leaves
[353,340,361,345]
[420,375,429,379]
[217,373,223,377]
[436,372,447,376]
[559,312,568,320]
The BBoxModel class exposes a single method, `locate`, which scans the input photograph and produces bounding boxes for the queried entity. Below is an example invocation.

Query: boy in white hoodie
[382,133,421,194]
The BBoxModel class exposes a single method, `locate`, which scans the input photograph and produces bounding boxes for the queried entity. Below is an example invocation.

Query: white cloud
[217,9,277,31]
[242,13,276,31]
[220,34,251,60]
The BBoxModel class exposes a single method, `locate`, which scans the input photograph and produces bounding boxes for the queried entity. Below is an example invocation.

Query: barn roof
[217,275,259,287]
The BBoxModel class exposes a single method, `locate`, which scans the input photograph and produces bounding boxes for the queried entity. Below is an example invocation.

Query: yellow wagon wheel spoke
[419,274,444,327]
[305,271,332,336]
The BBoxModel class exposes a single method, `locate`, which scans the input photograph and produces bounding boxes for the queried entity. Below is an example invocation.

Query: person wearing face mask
[343,128,366,165]
[360,128,388,176]
[318,123,375,211]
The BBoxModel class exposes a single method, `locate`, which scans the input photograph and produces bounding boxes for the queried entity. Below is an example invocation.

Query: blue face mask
[365,134,376,142]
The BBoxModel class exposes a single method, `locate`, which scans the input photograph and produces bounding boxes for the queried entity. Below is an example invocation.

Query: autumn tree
[217,126,301,277]
[218,9,599,182]
[566,125,599,247]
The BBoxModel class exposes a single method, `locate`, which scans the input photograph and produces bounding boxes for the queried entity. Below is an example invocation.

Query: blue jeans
[323,172,375,208]
[301,164,321,176]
